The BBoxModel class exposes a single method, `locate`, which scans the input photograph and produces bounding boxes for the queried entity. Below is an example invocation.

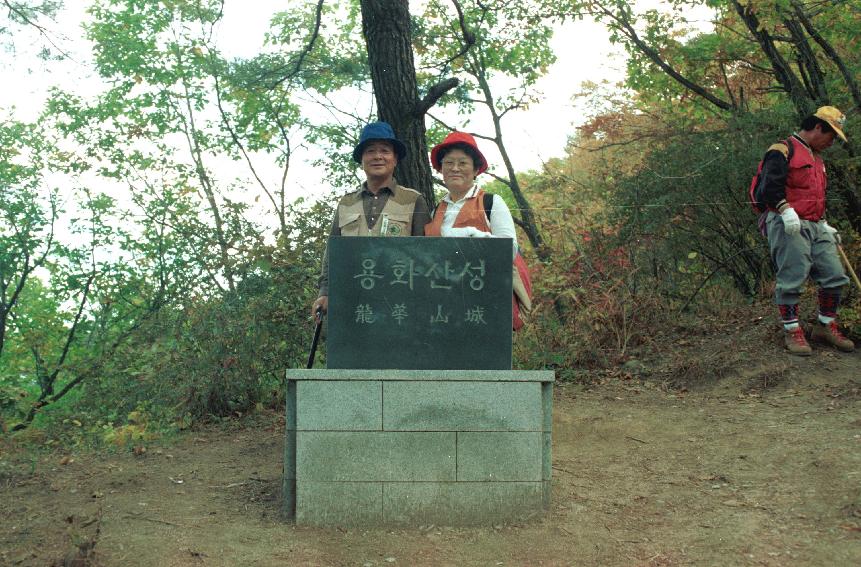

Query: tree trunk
[783,16,828,105]
[360,0,436,208]
[731,0,813,117]
[792,0,861,111]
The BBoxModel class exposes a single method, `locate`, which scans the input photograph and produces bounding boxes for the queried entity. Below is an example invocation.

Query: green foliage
[548,0,861,313]
[0,118,62,363]
[2,196,329,435]
[1,0,334,436]
[514,226,667,374]
[603,111,801,299]
[482,176,524,214]
[72,203,329,424]
[8,0,858,441]
[415,0,556,112]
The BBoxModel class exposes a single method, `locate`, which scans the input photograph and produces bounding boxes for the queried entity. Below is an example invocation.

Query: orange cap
[814,106,847,141]
[430,131,488,174]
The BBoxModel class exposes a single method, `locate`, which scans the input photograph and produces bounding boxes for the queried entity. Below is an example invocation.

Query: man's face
[361,141,397,179]
[811,124,837,151]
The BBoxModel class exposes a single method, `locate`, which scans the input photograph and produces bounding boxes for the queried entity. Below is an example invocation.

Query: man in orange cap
[755,106,853,355]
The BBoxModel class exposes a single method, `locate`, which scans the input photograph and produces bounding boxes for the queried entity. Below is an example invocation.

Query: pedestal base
[283,370,553,527]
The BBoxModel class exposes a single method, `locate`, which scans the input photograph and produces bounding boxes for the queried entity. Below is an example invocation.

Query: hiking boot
[784,327,812,356]
[810,321,855,352]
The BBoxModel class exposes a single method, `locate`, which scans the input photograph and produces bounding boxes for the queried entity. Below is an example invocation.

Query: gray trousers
[765,212,849,305]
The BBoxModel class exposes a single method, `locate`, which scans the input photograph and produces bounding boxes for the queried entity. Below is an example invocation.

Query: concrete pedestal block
[283,369,553,527]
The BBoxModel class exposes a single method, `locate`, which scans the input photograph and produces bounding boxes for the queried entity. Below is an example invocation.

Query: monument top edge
[285,369,555,382]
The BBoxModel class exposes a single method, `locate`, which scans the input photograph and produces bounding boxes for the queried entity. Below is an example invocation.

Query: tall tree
[81,0,307,290]
[360,0,459,207]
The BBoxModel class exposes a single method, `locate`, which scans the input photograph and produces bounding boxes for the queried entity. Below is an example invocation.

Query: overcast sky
[0,1,703,202]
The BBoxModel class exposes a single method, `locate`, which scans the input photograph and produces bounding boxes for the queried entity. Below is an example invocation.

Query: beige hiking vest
[337,185,421,237]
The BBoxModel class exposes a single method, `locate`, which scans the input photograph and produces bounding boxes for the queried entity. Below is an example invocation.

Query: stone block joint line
[455,431,459,479]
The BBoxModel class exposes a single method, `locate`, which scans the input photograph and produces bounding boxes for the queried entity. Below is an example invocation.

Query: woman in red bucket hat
[425,131,533,330]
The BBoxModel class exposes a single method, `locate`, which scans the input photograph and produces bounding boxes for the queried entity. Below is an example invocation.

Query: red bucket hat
[430,131,488,174]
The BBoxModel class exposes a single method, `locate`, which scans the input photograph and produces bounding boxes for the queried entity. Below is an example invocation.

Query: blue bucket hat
[352,121,407,163]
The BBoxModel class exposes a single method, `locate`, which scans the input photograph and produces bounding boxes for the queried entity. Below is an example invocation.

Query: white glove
[780,207,801,236]
[442,226,491,238]
[820,220,841,244]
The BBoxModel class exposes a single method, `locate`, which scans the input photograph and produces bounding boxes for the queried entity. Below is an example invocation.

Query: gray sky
[0,1,703,205]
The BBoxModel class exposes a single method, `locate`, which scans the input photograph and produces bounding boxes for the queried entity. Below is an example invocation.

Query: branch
[266,0,325,89]
[1,193,58,358]
[596,5,733,112]
[485,170,512,188]
[678,247,757,313]
[737,58,775,75]
[213,73,281,214]
[783,15,827,103]
[433,0,477,70]
[2,0,71,59]
[450,0,475,46]
[570,131,663,152]
[792,0,861,110]
[415,77,459,116]
[45,272,96,392]
[11,305,158,432]
[731,0,811,116]
[719,61,737,109]
[426,112,498,145]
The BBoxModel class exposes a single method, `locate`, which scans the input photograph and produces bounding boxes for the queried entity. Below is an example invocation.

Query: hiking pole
[307,307,324,369]
[837,244,861,292]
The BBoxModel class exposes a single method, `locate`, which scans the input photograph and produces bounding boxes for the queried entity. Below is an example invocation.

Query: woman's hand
[442,226,491,238]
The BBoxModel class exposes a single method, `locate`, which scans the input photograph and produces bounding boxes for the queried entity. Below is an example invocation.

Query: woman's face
[441,149,479,196]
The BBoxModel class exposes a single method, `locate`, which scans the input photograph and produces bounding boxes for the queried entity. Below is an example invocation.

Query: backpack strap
[482,192,493,219]
[767,139,792,160]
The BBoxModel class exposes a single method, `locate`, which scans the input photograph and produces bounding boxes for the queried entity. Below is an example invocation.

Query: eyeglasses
[363,145,394,157]
[441,159,473,170]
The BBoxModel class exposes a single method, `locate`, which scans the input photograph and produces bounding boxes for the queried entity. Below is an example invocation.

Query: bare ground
[1,324,860,567]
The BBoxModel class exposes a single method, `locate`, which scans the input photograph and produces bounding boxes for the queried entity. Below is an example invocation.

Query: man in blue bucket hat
[311,121,431,319]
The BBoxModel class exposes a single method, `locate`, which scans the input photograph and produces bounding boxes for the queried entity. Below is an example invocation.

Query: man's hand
[780,207,801,235]
[821,220,841,244]
[311,296,328,322]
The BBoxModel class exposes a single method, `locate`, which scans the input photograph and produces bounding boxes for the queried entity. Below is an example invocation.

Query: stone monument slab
[326,236,512,369]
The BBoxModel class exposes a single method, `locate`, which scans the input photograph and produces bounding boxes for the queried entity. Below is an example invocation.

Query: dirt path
[2,351,859,566]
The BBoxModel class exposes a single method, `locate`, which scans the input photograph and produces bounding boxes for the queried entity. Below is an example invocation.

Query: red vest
[784,136,827,221]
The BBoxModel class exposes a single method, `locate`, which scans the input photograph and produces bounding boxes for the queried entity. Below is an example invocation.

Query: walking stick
[837,244,861,292]
[307,307,324,369]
